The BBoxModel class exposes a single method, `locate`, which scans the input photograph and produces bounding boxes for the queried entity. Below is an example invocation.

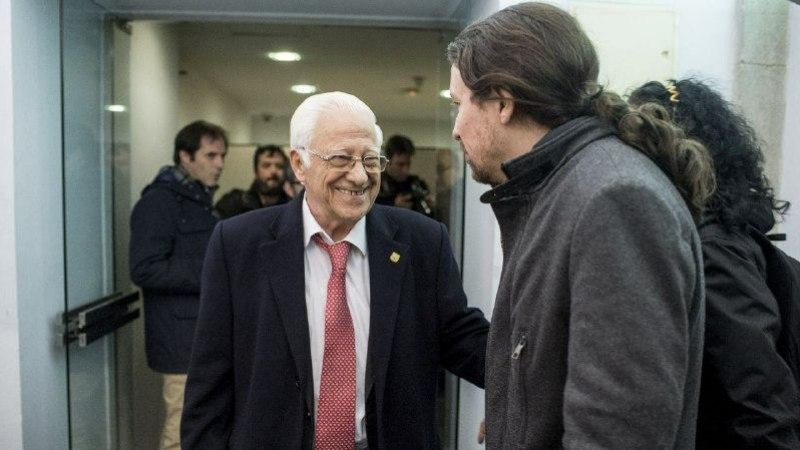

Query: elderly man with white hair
[181,91,489,450]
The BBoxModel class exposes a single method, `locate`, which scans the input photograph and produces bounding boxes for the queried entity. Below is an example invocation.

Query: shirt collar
[301,194,367,256]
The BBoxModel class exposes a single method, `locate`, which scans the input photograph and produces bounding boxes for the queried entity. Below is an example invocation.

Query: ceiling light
[439,90,451,99]
[291,84,317,95]
[105,104,127,112]
[267,51,301,62]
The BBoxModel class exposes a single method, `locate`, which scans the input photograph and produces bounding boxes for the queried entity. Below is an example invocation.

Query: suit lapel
[258,198,314,414]
[365,208,409,412]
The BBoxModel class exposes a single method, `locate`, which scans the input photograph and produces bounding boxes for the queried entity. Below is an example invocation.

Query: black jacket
[697,208,800,450]
[130,166,218,374]
[215,182,290,219]
[376,174,434,217]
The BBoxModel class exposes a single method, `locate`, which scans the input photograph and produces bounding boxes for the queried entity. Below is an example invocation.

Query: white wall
[673,0,737,96]
[250,115,290,145]
[129,21,183,450]
[780,2,800,259]
[179,69,252,144]
[0,0,22,447]
[502,0,739,95]
[129,21,254,200]
[130,21,181,202]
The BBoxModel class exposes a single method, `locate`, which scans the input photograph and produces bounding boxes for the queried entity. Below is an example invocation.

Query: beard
[466,157,503,187]
[253,178,285,197]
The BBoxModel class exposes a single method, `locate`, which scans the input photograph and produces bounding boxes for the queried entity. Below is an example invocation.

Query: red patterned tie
[312,234,355,450]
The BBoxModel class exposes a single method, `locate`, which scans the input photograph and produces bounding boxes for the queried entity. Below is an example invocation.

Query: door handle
[59,291,140,347]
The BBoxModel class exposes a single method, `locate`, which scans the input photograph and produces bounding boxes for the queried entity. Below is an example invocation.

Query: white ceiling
[178,22,456,121]
[98,0,468,122]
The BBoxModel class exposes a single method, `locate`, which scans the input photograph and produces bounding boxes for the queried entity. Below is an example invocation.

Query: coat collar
[364,206,409,410]
[258,197,312,411]
[481,116,614,204]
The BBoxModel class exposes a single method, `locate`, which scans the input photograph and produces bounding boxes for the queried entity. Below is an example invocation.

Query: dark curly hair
[629,78,790,231]
[447,2,714,222]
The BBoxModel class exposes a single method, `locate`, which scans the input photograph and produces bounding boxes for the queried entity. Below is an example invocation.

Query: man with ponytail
[447,3,714,449]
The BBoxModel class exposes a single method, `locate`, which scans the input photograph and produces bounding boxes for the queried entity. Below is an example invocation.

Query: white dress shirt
[302,198,371,443]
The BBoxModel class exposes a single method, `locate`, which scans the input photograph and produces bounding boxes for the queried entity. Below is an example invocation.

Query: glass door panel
[61,0,118,448]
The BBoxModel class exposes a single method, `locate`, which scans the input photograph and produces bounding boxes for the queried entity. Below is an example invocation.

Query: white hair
[290,91,384,166]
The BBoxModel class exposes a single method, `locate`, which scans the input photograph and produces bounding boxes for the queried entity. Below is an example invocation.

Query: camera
[409,180,433,217]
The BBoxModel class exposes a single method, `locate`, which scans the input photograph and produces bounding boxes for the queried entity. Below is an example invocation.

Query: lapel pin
[390,252,401,263]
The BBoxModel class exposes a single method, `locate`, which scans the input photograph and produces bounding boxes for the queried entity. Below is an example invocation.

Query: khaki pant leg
[160,374,188,450]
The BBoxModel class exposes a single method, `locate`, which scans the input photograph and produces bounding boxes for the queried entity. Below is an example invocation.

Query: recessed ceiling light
[267,51,301,62]
[291,84,318,95]
[105,104,127,112]
[439,90,451,99]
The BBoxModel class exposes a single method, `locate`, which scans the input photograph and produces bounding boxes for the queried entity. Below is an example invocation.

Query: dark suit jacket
[181,196,488,450]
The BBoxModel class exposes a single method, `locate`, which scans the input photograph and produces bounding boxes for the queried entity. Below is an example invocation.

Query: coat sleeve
[699,235,800,449]
[129,190,204,294]
[563,182,702,449]
[434,222,490,388]
[181,222,234,449]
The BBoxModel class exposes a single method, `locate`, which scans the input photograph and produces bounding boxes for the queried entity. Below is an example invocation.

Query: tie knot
[312,234,351,272]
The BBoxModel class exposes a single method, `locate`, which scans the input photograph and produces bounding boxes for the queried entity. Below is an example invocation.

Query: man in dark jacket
[215,144,291,219]
[130,120,228,450]
[375,134,435,217]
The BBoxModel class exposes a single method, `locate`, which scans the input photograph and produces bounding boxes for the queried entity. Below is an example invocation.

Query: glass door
[61,0,133,448]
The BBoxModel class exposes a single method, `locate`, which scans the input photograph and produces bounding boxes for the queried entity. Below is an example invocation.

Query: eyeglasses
[301,148,388,173]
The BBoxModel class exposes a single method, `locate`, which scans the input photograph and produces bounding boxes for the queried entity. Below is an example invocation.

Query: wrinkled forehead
[311,110,379,149]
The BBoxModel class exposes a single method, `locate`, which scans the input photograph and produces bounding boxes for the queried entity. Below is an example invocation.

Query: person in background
[181,91,489,450]
[630,78,800,450]
[376,134,435,217]
[283,159,305,199]
[215,144,291,219]
[447,2,715,448]
[129,120,228,450]
[435,148,459,229]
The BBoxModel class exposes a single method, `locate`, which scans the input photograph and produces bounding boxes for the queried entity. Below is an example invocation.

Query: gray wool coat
[483,117,705,450]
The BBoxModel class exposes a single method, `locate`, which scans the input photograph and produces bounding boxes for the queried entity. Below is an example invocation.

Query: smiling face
[291,110,380,241]
[449,65,508,186]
